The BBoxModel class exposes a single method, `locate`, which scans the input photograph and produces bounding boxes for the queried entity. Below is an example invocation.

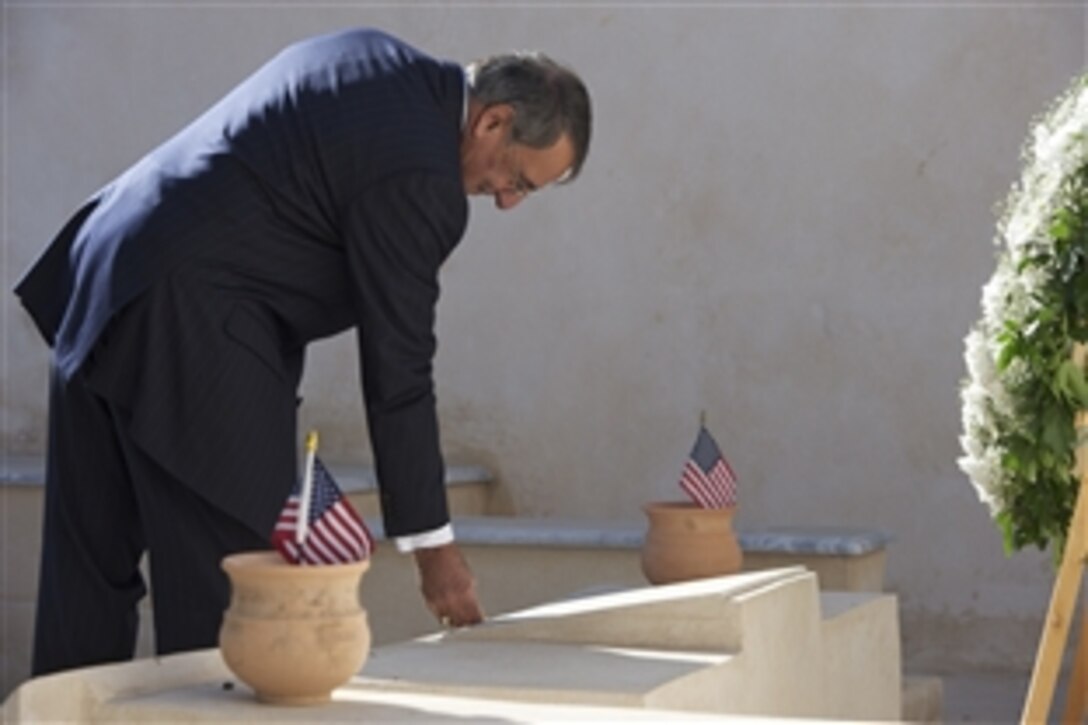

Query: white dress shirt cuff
[394,523,455,553]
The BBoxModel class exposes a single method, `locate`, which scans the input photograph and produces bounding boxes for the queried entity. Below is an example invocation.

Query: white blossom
[982,265,1039,330]
[961,74,1088,537]
[963,329,995,384]
[957,445,1005,515]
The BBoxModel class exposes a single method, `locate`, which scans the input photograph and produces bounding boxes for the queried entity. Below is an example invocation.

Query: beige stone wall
[3,2,1085,679]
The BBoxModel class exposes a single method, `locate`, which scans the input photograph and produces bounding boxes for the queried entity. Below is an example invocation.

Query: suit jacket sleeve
[15,194,102,347]
[342,172,467,537]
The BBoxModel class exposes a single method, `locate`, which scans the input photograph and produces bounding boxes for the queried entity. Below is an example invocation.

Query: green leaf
[1069,362,1088,405]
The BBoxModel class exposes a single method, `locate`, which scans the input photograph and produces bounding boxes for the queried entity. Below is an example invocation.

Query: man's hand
[413,543,485,628]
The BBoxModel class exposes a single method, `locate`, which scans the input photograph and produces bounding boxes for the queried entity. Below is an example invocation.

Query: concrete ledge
[447,515,888,557]
[0,457,45,486]
[0,455,493,495]
[739,526,890,556]
[444,515,890,593]
[451,515,644,549]
[3,459,882,561]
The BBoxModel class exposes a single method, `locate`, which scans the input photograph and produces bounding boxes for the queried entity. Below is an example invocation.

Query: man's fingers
[432,585,485,628]
[415,543,485,628]
[444,594,485,627]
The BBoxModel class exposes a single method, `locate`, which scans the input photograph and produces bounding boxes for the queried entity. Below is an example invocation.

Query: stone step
[359,568,903,720]
[439,515,890,592]
[0,455,497,519]
[337,463,494,518]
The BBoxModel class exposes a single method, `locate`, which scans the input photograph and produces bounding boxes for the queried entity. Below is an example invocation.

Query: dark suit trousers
[32,347,268,677]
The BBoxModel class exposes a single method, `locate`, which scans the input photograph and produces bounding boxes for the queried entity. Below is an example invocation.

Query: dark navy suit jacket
[16,28,468,539]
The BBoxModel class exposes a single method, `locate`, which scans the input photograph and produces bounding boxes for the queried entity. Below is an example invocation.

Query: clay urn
[640,501,743,584]
[219,551,370,705]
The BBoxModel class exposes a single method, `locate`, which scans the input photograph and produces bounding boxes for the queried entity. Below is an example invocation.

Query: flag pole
[700,409,707,429]
[296,431,318,546]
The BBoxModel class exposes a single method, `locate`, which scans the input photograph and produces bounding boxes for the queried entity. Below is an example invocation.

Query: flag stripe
[320,512,360,559]
[335,501,375,555]
[688,462,727,508]
[306,531,339,566]
[708,461,736,506]
[327,503,369,557]
[680,464,719,508]
[312,524,353,562]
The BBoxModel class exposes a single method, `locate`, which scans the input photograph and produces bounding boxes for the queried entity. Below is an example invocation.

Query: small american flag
[679,426,738,509]
[272,457,375,565]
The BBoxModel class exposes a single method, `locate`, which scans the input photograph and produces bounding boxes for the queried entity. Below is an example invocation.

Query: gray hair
[465,52,591,182]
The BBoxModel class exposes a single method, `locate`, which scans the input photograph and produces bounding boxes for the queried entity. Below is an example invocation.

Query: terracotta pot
[219,551,370,705]
[640,501,743,584]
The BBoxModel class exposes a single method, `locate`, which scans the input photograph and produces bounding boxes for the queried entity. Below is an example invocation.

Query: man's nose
[495,190,525,210]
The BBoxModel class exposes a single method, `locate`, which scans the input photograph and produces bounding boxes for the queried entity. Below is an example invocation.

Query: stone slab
[362,639,733,707]
[1,650,828,723]
[451,567,806,652]
[359,567,901,720]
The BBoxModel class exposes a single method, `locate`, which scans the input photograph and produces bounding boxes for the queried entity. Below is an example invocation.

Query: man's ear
[475,104,515,137]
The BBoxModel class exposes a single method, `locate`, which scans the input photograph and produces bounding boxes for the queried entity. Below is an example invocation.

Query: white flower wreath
[959,74,1088,557]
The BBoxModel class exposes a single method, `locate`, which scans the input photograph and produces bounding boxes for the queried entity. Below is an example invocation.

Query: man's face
[461,104,574,210]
